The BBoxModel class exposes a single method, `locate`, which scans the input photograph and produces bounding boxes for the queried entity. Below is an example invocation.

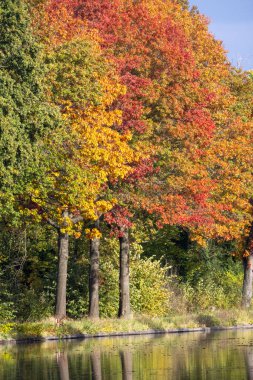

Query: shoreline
[1,324,253,345]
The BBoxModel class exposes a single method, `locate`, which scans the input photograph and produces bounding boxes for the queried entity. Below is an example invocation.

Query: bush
[178,258,243,312]
[0,323,15,338]
[67,237,171,318]
[0,302,16,323]
[130,256,170,316]
[196,313,222,327]
[17,290,53,322]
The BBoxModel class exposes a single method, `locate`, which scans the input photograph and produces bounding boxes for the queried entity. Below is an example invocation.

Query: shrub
[178,259,243,312]
[130,256,170,316]
[17,290,53,322]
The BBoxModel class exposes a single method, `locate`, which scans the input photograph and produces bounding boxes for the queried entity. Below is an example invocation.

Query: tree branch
[72,215,84,224]
[45,217,60,230]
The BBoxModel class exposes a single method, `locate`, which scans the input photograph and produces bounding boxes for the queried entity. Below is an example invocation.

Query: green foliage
[66,236,170,319]
[14,322,43,338]
[46,39,106,108]
[179,254,243,312]
[130,257,170,316]
[0,223,57,322]
[0,0,59,223]
[143,227,244,313]
[0,221,245,322]
[0,304,15,324]
[0,323,15,338]
[0,264,16,322]
[99,259,119,317]
[98,239,170,318]
[141,225,190,276]
[17,290,53,322]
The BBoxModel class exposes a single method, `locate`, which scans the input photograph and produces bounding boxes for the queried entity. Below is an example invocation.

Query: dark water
[1,329,253,379]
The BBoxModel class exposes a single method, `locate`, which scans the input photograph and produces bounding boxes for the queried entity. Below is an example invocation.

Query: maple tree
[64,0,219,317]
[29,5,136,319]
[228,71,253,307]
[208,70,253,307]
[39,0,154,318]
[187,68,253,293]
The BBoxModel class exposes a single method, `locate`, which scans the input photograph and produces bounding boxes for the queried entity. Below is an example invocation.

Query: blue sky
[189,0,253,70]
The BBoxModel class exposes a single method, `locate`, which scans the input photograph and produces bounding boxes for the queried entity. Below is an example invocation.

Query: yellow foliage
[85,228,102,240]
[191,235,207,247]
[37,33,138,234]
[243,250,250,258]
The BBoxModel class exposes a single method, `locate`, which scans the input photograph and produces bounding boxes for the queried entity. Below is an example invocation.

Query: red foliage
[41,0,247,238]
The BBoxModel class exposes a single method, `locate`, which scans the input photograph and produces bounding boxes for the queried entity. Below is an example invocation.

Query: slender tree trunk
[118,228,131,318]
[55,231,69,320]
[242,254,253,308]
[242,223,253,308]
[89,220,100,318]
[57,352,70,380]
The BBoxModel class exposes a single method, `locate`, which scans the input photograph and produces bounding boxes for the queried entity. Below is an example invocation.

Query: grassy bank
[1,309,253,342]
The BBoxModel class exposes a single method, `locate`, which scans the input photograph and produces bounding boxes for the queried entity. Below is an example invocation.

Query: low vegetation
[2,308,253,342]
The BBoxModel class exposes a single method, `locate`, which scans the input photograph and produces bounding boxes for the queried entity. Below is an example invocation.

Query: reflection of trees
[245,348,253,380]
[120,350,133,380]
[91,349,102,380]
[57,352,69,380]
[3,331,253,379]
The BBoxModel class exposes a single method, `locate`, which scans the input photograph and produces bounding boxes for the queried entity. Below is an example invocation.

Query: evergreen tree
[0,0,58,223]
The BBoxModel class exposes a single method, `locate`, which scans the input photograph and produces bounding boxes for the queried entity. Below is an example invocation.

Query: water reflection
[91,349,102,380]
[245,347,253,380]
[1,330,253,379]
[57,352,69,380]
[120,350,133,380]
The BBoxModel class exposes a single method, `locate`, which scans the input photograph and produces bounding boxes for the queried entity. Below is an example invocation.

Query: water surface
[1,329,253,379]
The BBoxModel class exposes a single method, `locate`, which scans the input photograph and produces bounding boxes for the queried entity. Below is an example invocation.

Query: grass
[1,309,253,341]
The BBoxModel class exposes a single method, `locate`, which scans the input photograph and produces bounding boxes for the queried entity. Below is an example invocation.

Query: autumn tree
[93,0,253,315]
[29,16,135,319]
[206,69,253,307]
[42,0,236,318]
[228,71,253,307]
[71,0,217,317]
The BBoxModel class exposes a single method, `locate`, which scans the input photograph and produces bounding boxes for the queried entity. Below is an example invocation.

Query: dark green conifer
[0,0,58,222]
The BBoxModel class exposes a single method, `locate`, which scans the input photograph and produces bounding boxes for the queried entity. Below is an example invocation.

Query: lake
[1,329,253,379]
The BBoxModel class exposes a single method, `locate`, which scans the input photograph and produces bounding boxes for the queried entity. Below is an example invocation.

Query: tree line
[0,0,253,322]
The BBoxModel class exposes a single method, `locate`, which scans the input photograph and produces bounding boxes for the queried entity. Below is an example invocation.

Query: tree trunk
[55,231,69,320]
[242,254,253,308]
[242,223,253,308]
[89,220,100,318]
[118,228,131,318]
